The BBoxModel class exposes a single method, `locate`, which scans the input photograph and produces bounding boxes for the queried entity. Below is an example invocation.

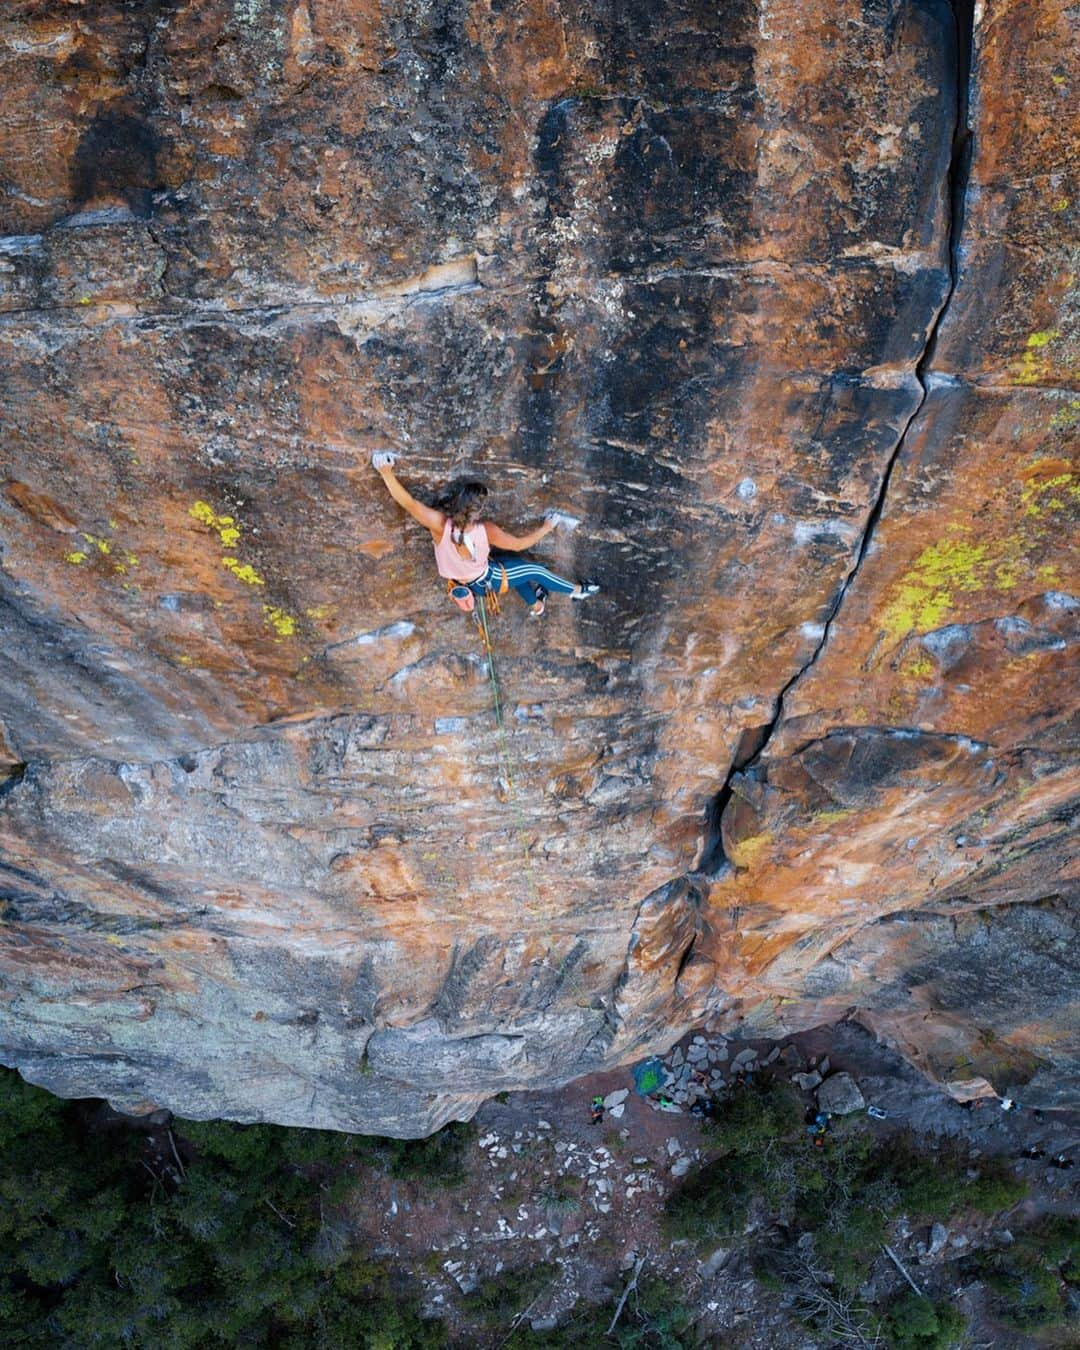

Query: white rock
[603,1089,629,1109]
[609,1103,625,1119]
[816,1072,866,1115]
[792,1071,823,1091]
[702,1247,730,1276]
[671,1155,693,1177]
[667,1138,682,1156]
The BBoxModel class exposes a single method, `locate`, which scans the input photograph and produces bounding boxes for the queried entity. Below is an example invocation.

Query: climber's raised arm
[485,518,556,552]
[370,464,598,617]
[372,453,444,537]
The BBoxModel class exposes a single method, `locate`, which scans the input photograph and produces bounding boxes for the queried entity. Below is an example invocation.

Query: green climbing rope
[476,594,589,1006]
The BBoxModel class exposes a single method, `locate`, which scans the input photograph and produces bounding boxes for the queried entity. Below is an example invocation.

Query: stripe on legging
[493,560,576,595]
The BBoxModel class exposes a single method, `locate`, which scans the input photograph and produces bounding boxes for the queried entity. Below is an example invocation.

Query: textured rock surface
[0,0,1076,1132]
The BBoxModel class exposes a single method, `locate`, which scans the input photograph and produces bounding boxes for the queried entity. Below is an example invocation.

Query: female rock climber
[372,453,599,616]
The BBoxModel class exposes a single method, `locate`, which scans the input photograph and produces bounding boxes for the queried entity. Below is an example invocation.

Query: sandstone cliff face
[0,0,1076,1133]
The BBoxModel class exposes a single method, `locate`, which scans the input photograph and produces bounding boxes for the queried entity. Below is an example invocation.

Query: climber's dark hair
[433,478,489,537]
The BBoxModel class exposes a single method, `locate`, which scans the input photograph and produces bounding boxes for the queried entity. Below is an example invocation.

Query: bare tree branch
[882,1243,924,1297]
[608,1256,646,1336]
[167,1127,187,1180]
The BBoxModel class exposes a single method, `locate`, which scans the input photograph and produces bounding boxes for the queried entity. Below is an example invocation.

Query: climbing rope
[475,593,590,1007]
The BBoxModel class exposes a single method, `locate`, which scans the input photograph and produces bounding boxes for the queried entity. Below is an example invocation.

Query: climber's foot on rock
[572,580,600,600]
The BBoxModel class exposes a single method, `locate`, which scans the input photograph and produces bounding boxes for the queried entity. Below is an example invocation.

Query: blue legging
[468,552,577,606]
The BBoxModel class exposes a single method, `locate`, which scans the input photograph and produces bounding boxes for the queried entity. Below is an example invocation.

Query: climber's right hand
[371,451,397,474]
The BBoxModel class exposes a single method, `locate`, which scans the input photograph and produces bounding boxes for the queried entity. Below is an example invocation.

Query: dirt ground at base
[334,1020,1078,1346]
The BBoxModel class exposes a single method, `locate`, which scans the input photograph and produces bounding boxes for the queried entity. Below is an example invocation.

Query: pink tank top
[433,518,490,582]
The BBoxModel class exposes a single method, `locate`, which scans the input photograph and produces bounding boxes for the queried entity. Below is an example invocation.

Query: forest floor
[329,1020,1079,1346]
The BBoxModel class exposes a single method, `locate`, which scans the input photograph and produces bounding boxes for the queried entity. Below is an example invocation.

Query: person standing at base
[372,453,599,617]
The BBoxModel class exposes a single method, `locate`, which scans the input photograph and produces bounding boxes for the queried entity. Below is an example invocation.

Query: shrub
[664,1077,803,1242]
[884,1292,967,1349]
[883,1133,1026,1220]
[463,1260,558,1327]
[974,1214,1079,1333]
[984,1254,1067,1331]
[384,1119,475,1185]
[504,1276,694,1349]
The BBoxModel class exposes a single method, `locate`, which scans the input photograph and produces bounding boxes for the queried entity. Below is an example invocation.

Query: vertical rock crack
[694,0,977,879]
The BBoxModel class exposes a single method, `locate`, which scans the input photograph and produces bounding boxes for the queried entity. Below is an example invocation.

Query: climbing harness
[446,564,508,620]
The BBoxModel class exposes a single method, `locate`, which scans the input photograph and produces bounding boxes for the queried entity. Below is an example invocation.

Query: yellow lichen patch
[994,557,1021,590]
[190,500,274,591]
[81,532,111,554]
[1037,564,1061,585]
[1013,330,1060,386]
[903,654,934,679]
[815,808,854,824]
[305,603,333,620]
[189,500,241,545]
[1051,198,1070,211]
[1021,464,1078,519]
[64,550,88,564]
[728,830,772,869]
[878,533,988,649]
[1048,400,1080,431]
[264,606,297,638]
[222,556,265,586]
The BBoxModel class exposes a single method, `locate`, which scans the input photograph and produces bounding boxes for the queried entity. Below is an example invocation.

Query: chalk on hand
[546,510,581,533]
[371,451,397,471]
